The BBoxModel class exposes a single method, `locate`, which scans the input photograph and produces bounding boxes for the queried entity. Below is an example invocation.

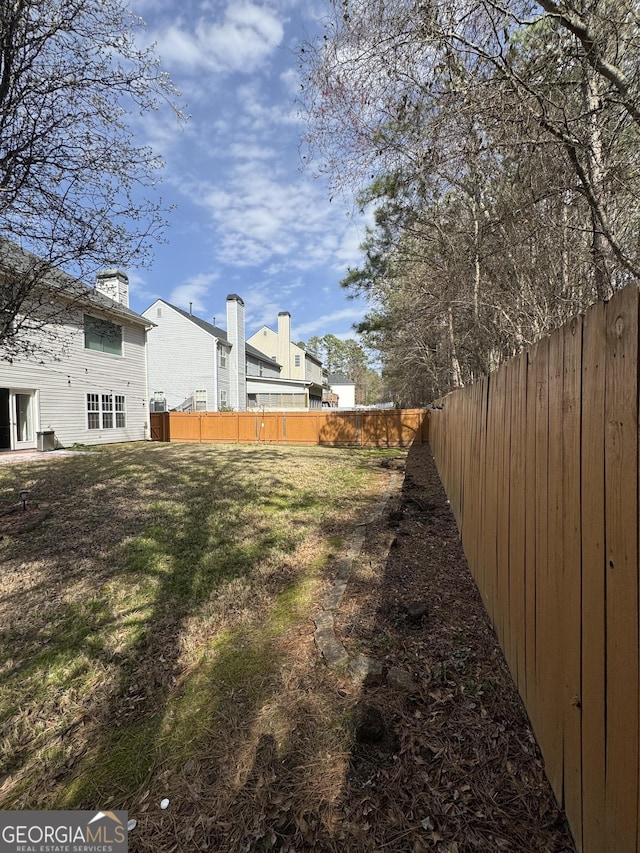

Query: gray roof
[155,298,279,365]
[0,237,152,328]
[328,373,355,385]
[164,301,230,344]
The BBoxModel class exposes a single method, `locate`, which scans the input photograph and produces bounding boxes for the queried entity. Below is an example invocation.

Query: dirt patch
[0,502,51,536]
[329,442,576,852]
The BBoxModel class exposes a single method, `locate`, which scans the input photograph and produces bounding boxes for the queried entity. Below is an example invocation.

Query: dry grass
[0,441,392,850]
[0,441,575,853]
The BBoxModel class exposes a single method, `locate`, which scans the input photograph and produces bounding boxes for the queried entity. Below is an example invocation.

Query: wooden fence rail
[429,284,640,853]
[150,408,428,448]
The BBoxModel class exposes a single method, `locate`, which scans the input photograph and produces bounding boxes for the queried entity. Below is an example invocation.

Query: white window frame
[194,389,207,411]
[87,393,127,429]
[115,395,126,427]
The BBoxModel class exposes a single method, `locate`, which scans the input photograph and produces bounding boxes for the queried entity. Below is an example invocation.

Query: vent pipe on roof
[189,302,192,315]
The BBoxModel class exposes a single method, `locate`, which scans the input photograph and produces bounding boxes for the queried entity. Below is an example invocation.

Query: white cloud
[184,160,360,276]
[151,4,284,74]
[169,272,219,313]
[293,307,365,339]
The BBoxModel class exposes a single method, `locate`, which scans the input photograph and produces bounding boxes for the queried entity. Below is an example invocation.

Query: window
[152,391,166,412]
[87,393,126,429]
[194,389,207,411]
[84,315,122,355]
[102,394,113,428]
[294,354,301,368]
[87,394,100,429]
[218,347,227,369]
[219,390,228,409]
[115,396,126,427]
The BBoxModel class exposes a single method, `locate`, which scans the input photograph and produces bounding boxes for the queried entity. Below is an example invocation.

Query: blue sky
[126,0,370,345]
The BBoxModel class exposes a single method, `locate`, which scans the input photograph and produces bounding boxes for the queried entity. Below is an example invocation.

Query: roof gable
[152,300,230,344]
[0,237,152,328]
[148,299,280,365]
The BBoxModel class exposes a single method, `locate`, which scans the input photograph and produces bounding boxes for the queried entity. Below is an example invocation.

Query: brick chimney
[277,311,291,378]
[95,269,129,307]
[226,294,246,411]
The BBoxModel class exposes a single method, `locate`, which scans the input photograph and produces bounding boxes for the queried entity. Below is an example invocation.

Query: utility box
[37,430,55,451]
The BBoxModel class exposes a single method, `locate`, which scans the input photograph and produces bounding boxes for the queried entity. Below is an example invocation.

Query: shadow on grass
[0,443,374,818]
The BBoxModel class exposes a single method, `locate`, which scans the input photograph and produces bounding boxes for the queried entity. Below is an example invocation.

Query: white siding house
[143,299,232,412]
[144,296,320,411]
[0,246,152,450]
[328,374,357,409]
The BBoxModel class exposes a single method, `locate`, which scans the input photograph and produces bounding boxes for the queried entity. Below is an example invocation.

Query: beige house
[246,312,324,409]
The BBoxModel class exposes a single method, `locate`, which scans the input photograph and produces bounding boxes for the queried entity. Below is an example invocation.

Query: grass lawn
[0,441,395,848]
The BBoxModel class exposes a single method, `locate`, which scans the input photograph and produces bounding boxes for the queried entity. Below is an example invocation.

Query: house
[328,374,357,409]
[143,295,320,412]
[0,241,153,450]
[246,312,325,409]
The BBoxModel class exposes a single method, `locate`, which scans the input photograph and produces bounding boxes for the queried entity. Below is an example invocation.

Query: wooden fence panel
[149,408,428,447]
[508,352,527,697]
[281,412,323,444]
[150,412,168,442]
[318,412,358,445]
[533,336,550,760]
[581,300,607,853]
[428,283,640,853]
[604,287,639,852]
[545,326,564,801]
[524,345,537,716]
[562,315,583,850]
[482,371,499,624]
[496,362,510,655]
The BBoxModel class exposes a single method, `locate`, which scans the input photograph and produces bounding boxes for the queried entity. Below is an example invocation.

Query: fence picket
[604,287,639,852]
[562,315,583,850]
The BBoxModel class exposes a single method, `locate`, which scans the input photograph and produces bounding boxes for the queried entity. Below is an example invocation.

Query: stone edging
[313,470,403,674]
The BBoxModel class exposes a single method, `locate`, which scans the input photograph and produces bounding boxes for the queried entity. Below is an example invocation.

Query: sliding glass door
[0,389,38,450]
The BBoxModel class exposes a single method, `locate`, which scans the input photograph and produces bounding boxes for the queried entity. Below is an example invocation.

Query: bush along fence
[429,284,640,853]
[150,408,428,448]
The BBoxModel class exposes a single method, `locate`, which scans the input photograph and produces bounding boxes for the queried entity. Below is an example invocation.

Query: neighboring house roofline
[328,374,354,385]
[148,298,283,367]
[0,236,153,329]
[247,376,313,387]
[303,349,323,365]
[150,298,230,344]
[246,342,281,365]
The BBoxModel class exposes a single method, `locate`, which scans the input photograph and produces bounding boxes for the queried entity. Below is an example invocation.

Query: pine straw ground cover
[0,441,575,852]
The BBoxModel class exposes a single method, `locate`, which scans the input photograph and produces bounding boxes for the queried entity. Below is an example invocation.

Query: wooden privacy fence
[150,408,428,447]
[429,284,640,853]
